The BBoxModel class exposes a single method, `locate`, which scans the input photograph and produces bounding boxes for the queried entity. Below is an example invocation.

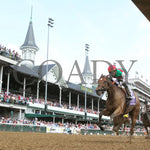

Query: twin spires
[20,19,39,50]
[20,7,39,68]
[20,8,93,84]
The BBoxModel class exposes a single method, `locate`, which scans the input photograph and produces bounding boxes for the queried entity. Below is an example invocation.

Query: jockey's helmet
[108,65,116,73]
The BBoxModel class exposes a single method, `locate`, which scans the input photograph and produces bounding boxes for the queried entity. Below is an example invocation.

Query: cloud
[138,18,150,31]
[138,48,150,58]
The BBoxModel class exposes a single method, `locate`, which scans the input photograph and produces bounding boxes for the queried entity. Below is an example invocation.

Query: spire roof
[82,55,92,75]
[20,19,39,50]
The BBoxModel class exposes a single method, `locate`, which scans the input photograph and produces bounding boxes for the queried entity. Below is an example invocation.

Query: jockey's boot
[122,83,132,101]
[126,95,132,101]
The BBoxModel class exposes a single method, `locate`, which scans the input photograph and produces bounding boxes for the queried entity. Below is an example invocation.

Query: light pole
[84,44,89,120]
[84,80,87,120]
[45,18,54,114]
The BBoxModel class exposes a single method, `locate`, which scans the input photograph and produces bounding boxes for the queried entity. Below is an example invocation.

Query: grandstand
[129,78,150,120]
[0,52,107,124]
[0,2,150,133]
[0,16,107,126]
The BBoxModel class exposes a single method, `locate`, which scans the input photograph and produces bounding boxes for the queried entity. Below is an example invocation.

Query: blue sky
[1,0,150,84]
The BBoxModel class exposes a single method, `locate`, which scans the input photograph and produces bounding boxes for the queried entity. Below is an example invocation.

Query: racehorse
[113,115,130,135]
[96,75,140,136]
[141,112,150,138]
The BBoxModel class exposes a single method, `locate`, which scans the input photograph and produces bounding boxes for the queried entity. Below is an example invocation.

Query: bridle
[96,76,113,92]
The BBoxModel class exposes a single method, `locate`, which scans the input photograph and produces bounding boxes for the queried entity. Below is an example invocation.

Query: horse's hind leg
[130,111,139,135]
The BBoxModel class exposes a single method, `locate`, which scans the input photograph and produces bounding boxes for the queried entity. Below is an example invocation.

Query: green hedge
[0,123,46,133]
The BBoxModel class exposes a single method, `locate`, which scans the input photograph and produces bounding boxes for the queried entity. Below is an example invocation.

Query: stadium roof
[10,63,99,98]
[67,81,99,98]
[33,64,55,77]
[10,64,55,78]
[11,65,39,77]
[132,0,150,21]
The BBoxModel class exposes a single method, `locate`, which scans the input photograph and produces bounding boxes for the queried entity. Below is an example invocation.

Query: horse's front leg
[99,109,111,131]
[99,112,104,131]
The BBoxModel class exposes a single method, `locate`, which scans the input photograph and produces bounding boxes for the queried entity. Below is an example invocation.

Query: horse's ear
[99,74,102,78]
[100,74,104,78]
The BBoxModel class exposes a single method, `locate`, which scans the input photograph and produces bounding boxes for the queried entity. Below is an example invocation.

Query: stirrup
[126,96,132,101]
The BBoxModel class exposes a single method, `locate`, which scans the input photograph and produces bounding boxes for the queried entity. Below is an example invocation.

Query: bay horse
[96,75,140,135]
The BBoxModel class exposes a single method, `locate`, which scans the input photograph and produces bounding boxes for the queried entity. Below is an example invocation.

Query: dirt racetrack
[0,132,150,150]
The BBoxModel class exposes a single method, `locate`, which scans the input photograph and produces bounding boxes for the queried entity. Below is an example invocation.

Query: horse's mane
[100,74,111,79]
[100,74,125,95]
[100,74,113,83]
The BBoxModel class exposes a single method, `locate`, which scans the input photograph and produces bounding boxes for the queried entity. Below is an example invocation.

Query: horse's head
[96,74,112,96]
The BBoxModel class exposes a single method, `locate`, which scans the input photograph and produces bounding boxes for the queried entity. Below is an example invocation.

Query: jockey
[108,65,132,100]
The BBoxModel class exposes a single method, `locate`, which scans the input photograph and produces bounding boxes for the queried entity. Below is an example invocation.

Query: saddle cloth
[120,87,136,106]
[128,90,136,106]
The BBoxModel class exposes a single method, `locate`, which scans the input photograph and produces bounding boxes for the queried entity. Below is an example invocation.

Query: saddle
[117,86,128,98]
[116,84,132,101]
[117,86,136,107]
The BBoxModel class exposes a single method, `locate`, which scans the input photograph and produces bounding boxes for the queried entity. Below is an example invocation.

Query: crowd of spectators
[0,117,99,129]
[0,44,21,61]
[0,117,146,134]
[0,91,99,115]
[0,91,145,134]
[0,91,145,124]
[0,92,36,105]
[48,101,99,114]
